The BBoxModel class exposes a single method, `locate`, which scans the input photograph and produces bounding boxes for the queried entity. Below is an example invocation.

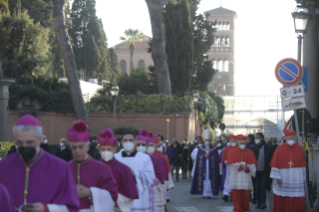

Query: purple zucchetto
[67,120,91,142]
[148,132,156,144]
[97,129,118,147]
[15,114,41,126]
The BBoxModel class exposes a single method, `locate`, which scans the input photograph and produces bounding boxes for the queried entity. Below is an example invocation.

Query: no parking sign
[275,58,303,86]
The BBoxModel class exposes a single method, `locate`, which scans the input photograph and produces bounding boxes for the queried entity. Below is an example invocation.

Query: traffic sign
[280,85,304,99]
[302,67,309,92]
[282,97,306,111]
[275,58,303,86]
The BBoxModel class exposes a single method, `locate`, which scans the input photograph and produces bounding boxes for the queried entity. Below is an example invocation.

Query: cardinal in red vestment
[270,129,307,212]
[227,134,257,212]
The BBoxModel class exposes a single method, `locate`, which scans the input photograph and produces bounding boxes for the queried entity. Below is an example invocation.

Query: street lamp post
[111,85,119,132]
[167,119,170,141]
[292,5,312,212]
[193,93,199,137]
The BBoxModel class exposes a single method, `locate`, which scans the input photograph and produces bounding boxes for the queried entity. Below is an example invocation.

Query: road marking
[175,207,201,212]
[217,207,233,212]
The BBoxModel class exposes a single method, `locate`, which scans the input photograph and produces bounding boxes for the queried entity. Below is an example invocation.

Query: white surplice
[46,205,69,212]
[270,167,306,197]
[223,161,231,195]
[191,148,198,177]
[115,151,155,212]
[228,162,256,190]
[78,187,114,212]
[203,146,213,197]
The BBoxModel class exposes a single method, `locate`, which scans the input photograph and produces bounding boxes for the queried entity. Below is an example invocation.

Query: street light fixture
[193,93,199,137]
[111,85,120,132]
[292,5,312,62]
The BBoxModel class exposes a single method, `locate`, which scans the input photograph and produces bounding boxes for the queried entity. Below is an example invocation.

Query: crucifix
[288,161,294,168]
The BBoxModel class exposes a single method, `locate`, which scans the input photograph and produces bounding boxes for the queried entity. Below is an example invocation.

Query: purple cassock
[68,157,118,209]
[103,158,139,199]
[149,155,164,184]
[0,150,80,212]
[219,149,226,191]
[0,183,15,212]
[190,144,219,196]
[162,146,172,161]
[154,155,169,181]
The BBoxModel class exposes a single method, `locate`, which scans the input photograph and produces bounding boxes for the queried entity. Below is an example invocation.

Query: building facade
[205,7,237,96]
[113,38,153,75]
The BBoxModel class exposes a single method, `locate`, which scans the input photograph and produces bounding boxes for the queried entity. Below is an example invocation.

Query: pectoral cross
[288,161,293,168]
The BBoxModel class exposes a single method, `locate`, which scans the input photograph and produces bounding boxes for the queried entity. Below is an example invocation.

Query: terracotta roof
[205,6,236,14]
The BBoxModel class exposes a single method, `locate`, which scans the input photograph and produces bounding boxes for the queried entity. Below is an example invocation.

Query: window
[223,60,229,72]
[223,84,226,91]
[226,22,230,30]
[218,60,223,71]
[225,36,230,46]
[138,60,145,69]
[120,60,126,75]
[212,60,217,69]
[220,36,225,46]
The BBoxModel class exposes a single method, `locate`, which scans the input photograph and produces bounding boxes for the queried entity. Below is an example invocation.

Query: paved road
[166,177,273,212]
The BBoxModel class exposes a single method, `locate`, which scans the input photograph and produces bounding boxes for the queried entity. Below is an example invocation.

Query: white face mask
[137,146,146,153]
[205,141,210,146]
[287,140,295,146]
[231,142,237,147]
[44,139,48,144]
[123,141,135,152]
[147,146,155,155]
[101,151,114,162]
[217,143,222,147]
[157,146,162,151]
[60,143,64,147]
[227,142,230,146]
[239,144,246,150]
[255,139,260,144]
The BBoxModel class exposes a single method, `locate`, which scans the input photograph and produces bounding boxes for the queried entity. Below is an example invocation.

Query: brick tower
[205,7,237,96]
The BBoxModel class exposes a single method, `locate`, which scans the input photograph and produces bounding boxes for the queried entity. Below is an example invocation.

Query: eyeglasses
[136,143,146,147]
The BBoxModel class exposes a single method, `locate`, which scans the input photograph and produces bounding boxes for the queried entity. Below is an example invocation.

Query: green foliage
[108,48,121,82]
[162,0,217,92]
[69,0,112,81]
[0,142,13,158]
[120,29,148,46]
[0,0,10,14]
[9,78,74,113]
[164,0,193,93]
[0,11,52,82]
[117,69,155,95]
[208,92,225,124]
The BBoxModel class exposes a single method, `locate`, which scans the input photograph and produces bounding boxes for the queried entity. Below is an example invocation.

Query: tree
[145,0,172,95]
[164,0,193,93]
[53,0,89,125]
[69,0,111,81]
[120,29,147,73]
[0,11,52,82]
[108,48,121,83]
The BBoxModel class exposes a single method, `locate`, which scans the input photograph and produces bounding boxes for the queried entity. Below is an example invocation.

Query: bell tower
[205,7,237,96]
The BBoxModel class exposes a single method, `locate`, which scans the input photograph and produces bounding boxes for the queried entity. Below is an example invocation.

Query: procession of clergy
[0,114,307,212]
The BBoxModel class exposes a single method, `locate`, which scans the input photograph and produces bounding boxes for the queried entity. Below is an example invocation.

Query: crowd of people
[188,129,307,212]
[0,114,307,212]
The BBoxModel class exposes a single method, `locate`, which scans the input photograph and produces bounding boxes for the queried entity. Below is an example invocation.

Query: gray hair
[13,125,43,140]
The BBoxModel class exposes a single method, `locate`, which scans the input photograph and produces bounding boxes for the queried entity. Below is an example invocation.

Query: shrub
[0,142,14,158]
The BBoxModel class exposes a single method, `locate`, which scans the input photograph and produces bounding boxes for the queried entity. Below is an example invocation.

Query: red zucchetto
[228,134,237,140]
[236,134,247,141]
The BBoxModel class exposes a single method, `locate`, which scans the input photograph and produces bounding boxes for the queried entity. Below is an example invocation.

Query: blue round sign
[275,58,303,86]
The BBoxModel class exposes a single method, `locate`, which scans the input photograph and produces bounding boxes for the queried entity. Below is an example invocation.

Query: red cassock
[221,145,235,163]
[227,148,257,212]
[270,143,307,212]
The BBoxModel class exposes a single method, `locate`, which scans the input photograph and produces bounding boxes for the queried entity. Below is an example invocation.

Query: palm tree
[53,0,90,126]
[120,29,147,73]
[0,0,9,14]
[145,0,172,95]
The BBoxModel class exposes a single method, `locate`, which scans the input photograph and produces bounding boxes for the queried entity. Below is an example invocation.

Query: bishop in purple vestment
[0,183,15,212]
[0,114,80,212]
[97,128,139,212]
[190,129,220,198]
[67,121,118,212]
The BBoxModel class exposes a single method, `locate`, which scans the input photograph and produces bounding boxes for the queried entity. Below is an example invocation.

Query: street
[167,177,273,212]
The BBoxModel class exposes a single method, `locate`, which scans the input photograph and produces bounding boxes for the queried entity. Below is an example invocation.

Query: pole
[167,121,169,141]
[297,35,303,64]
[195,103,197,137]
[296,35,311,212]
[113,96,116,132]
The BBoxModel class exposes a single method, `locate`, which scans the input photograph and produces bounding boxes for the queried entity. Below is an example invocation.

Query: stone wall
[8,111,197,144]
